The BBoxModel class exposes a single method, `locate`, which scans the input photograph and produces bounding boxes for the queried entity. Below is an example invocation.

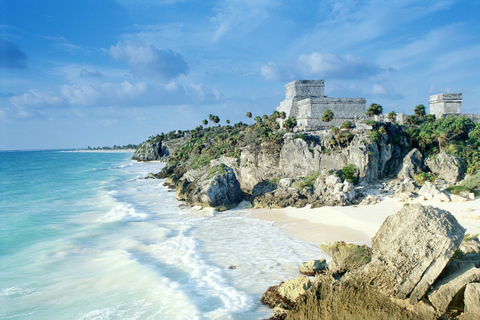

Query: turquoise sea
[0,150,321,319]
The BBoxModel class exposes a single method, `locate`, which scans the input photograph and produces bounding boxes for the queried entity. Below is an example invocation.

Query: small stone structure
[429,93,462,118]
[429,93,480,122]
[277,80,366,129]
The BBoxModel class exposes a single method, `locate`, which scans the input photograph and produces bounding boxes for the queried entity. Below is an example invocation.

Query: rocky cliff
[131,140,175,161]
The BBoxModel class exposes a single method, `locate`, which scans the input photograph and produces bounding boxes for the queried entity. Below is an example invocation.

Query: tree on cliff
[366,103,383,117]
[387,111,396,122]
[202,119,208,126]
[321,109,334,123]
[414,105,426,119]
[283,117,297,131]
[212,115,220,124]
[246,112,252,125]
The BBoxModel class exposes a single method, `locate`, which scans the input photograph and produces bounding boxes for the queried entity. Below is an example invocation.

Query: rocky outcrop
[397,148,424,179]
[132,141,172,161]
[175,164,243,211]
[251,175,356,209]
[353,204,465,304]
[419,181,451,202]
[428,263,480,313]
[425,151,466,183]
[464,283,480,320]
[299,259,327,276]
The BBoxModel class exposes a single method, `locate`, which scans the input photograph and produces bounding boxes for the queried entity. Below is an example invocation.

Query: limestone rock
[352,204,465,304]
[176,164,243,211]
[132,141,172,161]
[397,148,424,180]
[428,263,480,313]
[461,237,480,254]
[299,259,327,276]
[425,151,466,183]
[145,173,155,179]
[277,276,312,303]
[464,283,480,320]
[419,181,451,202]
[237,146,280,192]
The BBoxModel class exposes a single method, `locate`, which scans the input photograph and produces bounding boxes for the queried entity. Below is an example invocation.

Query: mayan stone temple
[277,80,366,129]
[429,93,463,118]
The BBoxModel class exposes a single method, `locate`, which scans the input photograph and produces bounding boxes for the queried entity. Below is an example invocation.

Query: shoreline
[245,196,480,247]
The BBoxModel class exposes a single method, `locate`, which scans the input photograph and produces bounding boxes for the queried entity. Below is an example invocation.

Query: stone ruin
[429,93,480,122]
[277,80,366,129]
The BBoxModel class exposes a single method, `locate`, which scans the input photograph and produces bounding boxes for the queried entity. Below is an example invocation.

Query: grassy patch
[413,172,436,186]
[320,241,372,275]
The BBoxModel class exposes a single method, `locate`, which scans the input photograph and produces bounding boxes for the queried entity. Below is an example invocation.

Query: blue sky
[1,0,479,150]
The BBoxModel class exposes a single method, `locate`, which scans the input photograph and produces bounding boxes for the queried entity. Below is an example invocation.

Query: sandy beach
[247,196,480,247]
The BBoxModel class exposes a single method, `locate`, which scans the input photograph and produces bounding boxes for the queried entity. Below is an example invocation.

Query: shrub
[341,164,357,184]
[413,172,436,185]
[446,185,472,195]
[462,172,480,190]
[293,134,306,140]
[320,241,372,275]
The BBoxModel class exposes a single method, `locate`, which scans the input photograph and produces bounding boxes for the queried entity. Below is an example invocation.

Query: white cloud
[371,84,403,100]
[109,41,188,79]
[9,89,65,108]
[261,52,383,81]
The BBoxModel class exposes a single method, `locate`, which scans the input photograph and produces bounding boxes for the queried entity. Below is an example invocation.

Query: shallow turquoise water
[0,150,322,319]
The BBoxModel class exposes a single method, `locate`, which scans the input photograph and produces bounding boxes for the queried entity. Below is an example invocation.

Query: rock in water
[176,164,243,211]
[397,148,424,180]
[132,141,169,161]
[425,151,466,183]
[353,203,465,304]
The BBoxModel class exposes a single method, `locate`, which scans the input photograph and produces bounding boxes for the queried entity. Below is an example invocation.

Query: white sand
[247,196,480,247]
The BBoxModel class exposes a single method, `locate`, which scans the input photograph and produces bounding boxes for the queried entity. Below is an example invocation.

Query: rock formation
[262,204,480,319]
[397,148,424,179]
[425,151,466,183]
[175,164,243,211]
[132,141,172,161]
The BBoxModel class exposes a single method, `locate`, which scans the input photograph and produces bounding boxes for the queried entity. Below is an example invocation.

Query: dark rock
[176,165,243,211]
[145,173,155,179]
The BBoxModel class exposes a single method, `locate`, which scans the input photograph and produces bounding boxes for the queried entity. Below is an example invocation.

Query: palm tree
[321,109,334,123]
[246,112,252,125]
[202,119,208,126]
[366,103,383,117]
[414,105,426,119]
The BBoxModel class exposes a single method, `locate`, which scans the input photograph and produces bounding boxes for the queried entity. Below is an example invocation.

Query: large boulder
[176,164,243,211]
[425,151,466,183]
[397,148,424,179]
[352,204,465,304]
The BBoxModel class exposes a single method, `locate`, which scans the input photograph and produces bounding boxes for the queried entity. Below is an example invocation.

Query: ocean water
[0,150,322,320]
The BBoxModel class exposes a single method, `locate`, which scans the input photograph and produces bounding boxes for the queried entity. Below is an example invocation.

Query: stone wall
[429,93,462,118]
[277,80,366,129]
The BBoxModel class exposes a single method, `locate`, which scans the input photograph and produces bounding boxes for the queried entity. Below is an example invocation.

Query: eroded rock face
[427,263,480,313]
[176,165,243,211]
[397,148,424,180]
[352,204,465,304]
[299,259,327,276]
[426,151,466,183]
[132,141,172,161]
[464,283,480,320]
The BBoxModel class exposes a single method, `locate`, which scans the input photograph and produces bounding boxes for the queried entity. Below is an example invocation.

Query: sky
[1,0,480,150]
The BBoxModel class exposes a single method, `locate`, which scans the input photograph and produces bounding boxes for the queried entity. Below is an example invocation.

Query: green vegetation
[292,133,306,140]
[321,109,334,123]
[283,117,297,131]
[365,103,382,117]
[413,172,436,185]
[319,242,372,275]
[291,172,321,189]
[387,111,396,122]
[87,144,137,150]
[406,116,480,174]
[461,171,480,190]
[166,111,287,169]
[341,164,357,184]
